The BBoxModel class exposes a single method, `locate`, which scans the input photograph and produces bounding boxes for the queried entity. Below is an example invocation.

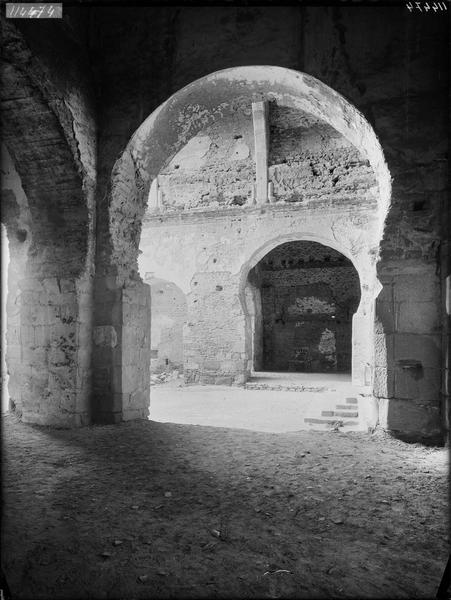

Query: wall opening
[247,241,361,374]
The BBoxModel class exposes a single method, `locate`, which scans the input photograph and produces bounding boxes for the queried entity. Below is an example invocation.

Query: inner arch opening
[245,240,361,377]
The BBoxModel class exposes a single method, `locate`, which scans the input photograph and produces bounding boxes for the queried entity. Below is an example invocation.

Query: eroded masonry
[1,7,449,443]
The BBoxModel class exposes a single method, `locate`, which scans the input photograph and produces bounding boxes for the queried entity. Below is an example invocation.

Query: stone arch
[109,66,391,279]
[102,65,391,422]
[238,234,368,384]
[1,21,96,426]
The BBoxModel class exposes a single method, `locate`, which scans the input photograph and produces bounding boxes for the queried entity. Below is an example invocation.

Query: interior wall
[144,276,187,373]
[140,202,376,387]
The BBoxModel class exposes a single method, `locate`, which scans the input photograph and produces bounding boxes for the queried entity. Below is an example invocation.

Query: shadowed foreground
[2,414,448,599]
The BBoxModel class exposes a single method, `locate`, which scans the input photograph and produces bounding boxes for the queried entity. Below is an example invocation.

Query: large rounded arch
[99,65,392,423]
[104,66,391,281]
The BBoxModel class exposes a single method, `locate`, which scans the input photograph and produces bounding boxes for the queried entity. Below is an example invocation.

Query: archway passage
[111,65,390,428]
[246,241,361,376]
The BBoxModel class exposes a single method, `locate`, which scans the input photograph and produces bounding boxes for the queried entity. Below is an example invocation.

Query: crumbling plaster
[140,204,379,386]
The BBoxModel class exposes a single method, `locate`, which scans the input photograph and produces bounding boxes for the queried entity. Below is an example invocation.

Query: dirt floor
[1,409,449,599]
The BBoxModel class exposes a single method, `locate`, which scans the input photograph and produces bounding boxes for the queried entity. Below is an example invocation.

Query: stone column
[92,276,151,423]
[252,100,269,205]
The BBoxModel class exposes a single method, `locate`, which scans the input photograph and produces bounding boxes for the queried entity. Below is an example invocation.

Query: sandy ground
[2,395,448,600]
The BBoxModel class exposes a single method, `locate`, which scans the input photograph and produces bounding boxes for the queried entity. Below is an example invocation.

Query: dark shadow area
[2,415,447,599]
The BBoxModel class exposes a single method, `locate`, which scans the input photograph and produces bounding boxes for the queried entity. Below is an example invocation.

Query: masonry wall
[140,200,378,387]
[144,277,187,373]
[158,111,255,210]
[155,106,377,214]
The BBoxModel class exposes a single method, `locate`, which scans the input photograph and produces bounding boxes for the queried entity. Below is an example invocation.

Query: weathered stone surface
[0,7,447,442]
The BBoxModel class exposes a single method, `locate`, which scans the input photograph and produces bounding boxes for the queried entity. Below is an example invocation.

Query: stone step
[321,410,358,418]
[333,410,358,418]
[336,404,358,410]
[346,397,358,404]
[304,417,360,426]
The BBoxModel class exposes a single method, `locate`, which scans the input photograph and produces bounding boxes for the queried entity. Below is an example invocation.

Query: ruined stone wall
[140,202,377,387]
[144,277,187,373]
[158,112,255,211]
[155,107,377,213]
[268,108,378,207]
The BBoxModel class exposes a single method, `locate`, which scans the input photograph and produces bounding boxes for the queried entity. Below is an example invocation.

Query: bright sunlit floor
[149,371,372,433]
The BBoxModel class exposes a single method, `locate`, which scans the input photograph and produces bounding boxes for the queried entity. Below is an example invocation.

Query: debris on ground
[244,383,328,393]
[150,370,183,386]
[2,416,447,599]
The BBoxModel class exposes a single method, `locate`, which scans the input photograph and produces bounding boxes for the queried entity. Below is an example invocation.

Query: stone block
[129,390,149,410]
[18,277,44,292]
[218,360,235,373]
[383,398,441,438]
[121,325,138,349]
[30,347,48,366]
[215,376,233,385]
[122,366,139,394]
[373,333,393,367]
[203,359,220,371]
[60,278,76,293]
[122,407,148,421]
[49,366,76,389]
[233,372,247,385]
[42,278,61,295]
[21,325,35,345]
[393,272,439,303]
[394,365,440,402]
[396,300,440,334]
[48,346,67,366]
[373,366,394,398]
[20,290,40,307]
[394,333,441,369]
[30,366,49,390]
[93,325,118,348]
[6,344,21,360]
[49,322,72,342]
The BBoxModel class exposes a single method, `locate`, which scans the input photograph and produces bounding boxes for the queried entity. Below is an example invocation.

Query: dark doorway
[247,241,361,373]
